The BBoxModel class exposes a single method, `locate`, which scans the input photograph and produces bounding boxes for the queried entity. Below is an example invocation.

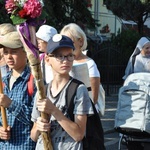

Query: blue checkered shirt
[0,65,36,150]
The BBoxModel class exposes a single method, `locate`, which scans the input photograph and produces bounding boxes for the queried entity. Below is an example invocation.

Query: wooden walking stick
[16,24,53,150]
[0,70,8,130]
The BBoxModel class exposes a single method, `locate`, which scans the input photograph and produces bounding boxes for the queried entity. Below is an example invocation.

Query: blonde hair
[0,23,16,36]
[60,23,87,51]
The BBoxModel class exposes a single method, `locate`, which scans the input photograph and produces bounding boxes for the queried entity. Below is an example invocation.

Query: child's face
[37,38,47,53]
[3,47,27,71]
[46,47,74,76]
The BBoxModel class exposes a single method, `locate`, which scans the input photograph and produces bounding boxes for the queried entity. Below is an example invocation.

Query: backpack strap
[27,74,34,97]
[2,82,5,89]
[66,79,83,121]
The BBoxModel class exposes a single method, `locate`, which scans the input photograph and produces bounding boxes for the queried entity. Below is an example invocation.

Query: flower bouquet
[5,0,44,25]
[5,0,53,150]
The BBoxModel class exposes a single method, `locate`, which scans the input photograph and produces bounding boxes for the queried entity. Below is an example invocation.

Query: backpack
[115,72,150,137]
[66,79,105,150]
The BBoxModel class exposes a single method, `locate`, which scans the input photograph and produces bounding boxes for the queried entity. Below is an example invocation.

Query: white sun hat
[36,25,57,42]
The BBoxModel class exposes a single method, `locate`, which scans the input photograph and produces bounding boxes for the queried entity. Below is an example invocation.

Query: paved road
[101,95,121,150]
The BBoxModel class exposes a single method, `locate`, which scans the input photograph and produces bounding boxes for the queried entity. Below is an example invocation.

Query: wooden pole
[16,25,53,150]
[0,70,8,129]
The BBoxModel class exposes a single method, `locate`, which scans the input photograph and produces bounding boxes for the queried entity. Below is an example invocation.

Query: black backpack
[66,79,105,150]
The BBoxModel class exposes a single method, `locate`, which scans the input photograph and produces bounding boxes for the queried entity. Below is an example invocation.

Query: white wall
[89,0,122,36]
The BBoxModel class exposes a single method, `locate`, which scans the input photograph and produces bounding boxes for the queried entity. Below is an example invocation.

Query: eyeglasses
[48,54,75,62]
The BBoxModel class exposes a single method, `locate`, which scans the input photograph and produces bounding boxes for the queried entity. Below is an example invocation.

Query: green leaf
[10,15,27,25]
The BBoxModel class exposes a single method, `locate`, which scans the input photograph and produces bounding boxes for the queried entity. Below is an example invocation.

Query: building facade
[88,0,150,39]
[87,0,121,39]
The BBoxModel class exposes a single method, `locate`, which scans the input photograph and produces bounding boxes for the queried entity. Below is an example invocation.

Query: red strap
[27,74,34,96]
[2,82,4,89]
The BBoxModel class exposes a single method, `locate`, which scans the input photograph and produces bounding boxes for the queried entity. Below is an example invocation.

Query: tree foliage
[111,29,141,63]
[0,0,10,23]
[105,0,150,35]
[0,0,96,32]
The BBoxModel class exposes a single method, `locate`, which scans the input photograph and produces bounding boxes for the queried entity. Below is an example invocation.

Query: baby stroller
[114,73,150,150]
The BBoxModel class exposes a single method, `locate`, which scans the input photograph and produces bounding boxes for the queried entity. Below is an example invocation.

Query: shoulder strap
[2,82,5,89]
[66,79,83,121]
[27,74,34,96]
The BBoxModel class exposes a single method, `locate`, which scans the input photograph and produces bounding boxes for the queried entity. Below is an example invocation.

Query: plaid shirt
[0,65,36,150]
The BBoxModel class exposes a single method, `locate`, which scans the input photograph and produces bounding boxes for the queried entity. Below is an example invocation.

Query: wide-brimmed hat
[36,25,57,42]
[0,23,16,36]
[47,34,75,54]
[0,31,23,49]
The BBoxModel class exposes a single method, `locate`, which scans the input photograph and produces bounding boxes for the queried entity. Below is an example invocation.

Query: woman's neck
[75,52,87,60]
[74,53,88,63]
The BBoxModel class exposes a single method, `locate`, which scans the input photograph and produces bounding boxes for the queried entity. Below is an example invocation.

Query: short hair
[60,23,87,51]
[0,23,16,36]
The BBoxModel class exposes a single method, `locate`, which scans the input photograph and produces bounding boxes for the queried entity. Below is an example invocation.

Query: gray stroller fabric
[115,73,150,134]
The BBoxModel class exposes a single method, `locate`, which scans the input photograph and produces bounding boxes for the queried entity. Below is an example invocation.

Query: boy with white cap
[0,31,36,149]
[36,25,57,83]
[31,34,94,150]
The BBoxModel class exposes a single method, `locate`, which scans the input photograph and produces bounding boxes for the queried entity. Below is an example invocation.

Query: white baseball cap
[36,25,57,42]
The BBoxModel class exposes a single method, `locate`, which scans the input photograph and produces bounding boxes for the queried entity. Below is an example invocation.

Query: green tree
[0,0,96,32]
[0,0,10,23]
[42,0,97,31]
[105,0,150,35]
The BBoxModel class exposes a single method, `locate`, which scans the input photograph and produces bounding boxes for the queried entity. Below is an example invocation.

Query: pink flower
[23,0,42,18]
[5,0,43,24]
[5,0,17,14]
